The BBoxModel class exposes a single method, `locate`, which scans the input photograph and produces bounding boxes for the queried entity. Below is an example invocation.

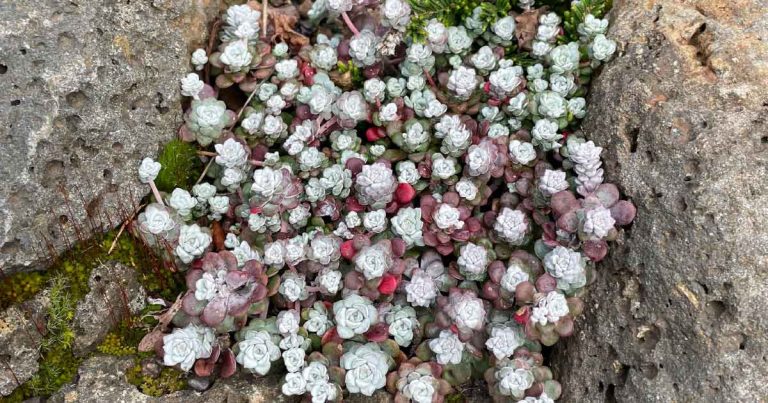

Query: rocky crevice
[549,0,768,401]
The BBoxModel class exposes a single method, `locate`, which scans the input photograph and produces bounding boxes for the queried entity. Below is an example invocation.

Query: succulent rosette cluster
[136,1,632,401]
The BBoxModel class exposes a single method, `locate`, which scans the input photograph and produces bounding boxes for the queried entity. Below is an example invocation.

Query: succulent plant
[420,192,481,255]
[161,324,215,371]
[137,203,180,245]
[181,251,268,330]
[141,1,634,401]
[386,358,453,403]
[182,98,236,146]
[340,343,393,396]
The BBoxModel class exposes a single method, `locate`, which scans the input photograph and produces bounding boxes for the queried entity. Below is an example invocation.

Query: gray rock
[72,261,147,357]
[0,0,221,275]
[186,376,211,392]
[550,0,768,402]
[0,292,49,396]
[48,356,151,403]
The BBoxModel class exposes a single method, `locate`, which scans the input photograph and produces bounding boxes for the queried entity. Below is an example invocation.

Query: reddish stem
[317,116,339,137]
[423,68,437,89]
[341,11,360,36]
[149,181,165,206]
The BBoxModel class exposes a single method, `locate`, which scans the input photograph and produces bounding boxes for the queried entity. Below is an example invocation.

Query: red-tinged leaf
[182,292,204,316]
[201,301,227,326]
[340,240,356,260]
[488,261,506,284]
[395,182,416,204]
[514,306,530,325]
[321,327,341,345]
[186,269,203,291]
[610,200,637,226]
[378,274,399,295]
[436,243,454,256]
[390,238,406,257]
[556,211,579,233]
[584,240,609,262]
[535,274,558,293]
[481,282,500,300]
[345,197,365,212]
[178,124,196,142]
[345,158,365,175]
[365,127,387,141]
[364,323,390,342]
[515,281,536,304]
[225,270,250,289]
[195,358,215,377]
[551,191,580,216]
[215,73,234,89]
[555,316,574,337]
[220,349,237,378]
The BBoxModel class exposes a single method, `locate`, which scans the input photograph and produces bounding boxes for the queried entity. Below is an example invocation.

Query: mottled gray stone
[48,356,151,403]
[550,0,768,402]
[72,261,147,357]
[0,292,49,396]
[0,0,221,275]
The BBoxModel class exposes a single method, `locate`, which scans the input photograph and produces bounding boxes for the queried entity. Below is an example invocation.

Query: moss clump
[3,276,82,402]
[97,312,160,357]
[153,139,202,192]
[99,233,184,301]
[97,331,138,356]
[0,230,183,402]
[126,364,187,397]
[0,271,46,310]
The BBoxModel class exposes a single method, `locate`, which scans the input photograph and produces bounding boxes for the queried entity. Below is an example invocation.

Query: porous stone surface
[0,0,221,275]
[72,261,147,357]
[0,292,49,396]
[550,0,768,402]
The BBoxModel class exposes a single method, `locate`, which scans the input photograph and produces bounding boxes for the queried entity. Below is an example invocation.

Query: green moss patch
[0,230,184,402]
[154,139,202,192]
[126,364,187,397]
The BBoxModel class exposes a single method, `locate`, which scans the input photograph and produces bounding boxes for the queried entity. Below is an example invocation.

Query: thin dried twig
[204,19,223,84]
[227,86,261,131]
[108,203,145,255]
[195,159,214,185]
[262,0,269,39]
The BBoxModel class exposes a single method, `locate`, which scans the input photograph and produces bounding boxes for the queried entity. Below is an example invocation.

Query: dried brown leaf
[212,220,226,251]
[516,9,544,51]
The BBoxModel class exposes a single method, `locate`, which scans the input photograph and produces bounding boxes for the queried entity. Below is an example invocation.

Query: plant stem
[341,11,360,36]
[423,68,437,89]
[228,87,260,131]
[195,159,214,185]
[261,0,268,39]
[317,116,338,137]
[148,181,165,206]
